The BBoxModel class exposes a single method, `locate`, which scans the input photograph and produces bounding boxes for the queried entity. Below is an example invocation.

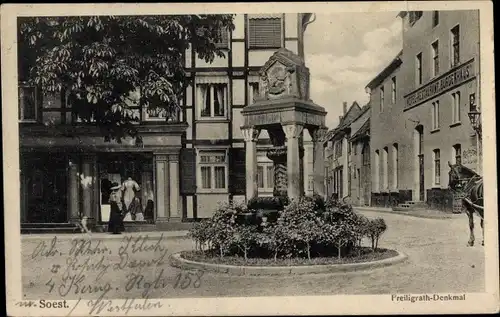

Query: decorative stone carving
[256,48,310,102]
[283,124,304,140]
[308,126,329,143]
[241,127,261,142]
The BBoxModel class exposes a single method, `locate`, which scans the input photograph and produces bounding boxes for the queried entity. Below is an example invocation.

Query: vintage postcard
[2,1,498,316]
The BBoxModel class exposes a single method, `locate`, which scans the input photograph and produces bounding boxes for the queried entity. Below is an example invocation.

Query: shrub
[188,196,389,261]
[366,218,387,251]
[188,220,213,251]
[278,197,324,259]
[232,224,259,260]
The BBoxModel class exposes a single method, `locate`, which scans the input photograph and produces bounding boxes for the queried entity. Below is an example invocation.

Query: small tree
[260,221,288,261]
[232,225,258,261]
[367,218,387,251]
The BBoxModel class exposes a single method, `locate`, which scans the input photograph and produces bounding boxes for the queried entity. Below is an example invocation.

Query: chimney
[339,115,343,123]
[343,102,348,115]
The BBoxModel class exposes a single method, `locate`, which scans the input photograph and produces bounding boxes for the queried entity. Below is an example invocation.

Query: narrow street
[22,210,485,299]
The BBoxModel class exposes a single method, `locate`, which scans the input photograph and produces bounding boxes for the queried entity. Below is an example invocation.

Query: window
[431,100,440,130]
[19,85,38,122]
[431,40,439,77]
[383,147,389,190]
[199,151,227,190]
[249,82,259,105]
[362,143,370,166]
[416,53,423,85]
[380,86,385,111]
[308,175,314,191]
[453,144,462,165]
[335,141,343,158]
[409,11,423,25]
[392,143,398,189]
[353,142,357,155]
[197,83,228,118]
[257,163,274,190]
[215,27,229,49]
[432,11,439,27]
[98,153,155,222]
[451,25,460,67]
[391,77,396,104]
[452,91,461,123]
[374,150,380,192]
[248,16,282,49]
[433,149,441,186]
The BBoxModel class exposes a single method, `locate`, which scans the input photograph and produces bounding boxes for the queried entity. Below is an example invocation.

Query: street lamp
[467,93,481,136]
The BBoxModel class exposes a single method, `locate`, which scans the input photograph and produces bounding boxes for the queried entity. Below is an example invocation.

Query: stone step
[21,226,80,234]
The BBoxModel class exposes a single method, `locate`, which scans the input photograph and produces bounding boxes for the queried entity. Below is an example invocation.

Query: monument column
[309,127,328,198]
[242,127,260,201]
[283,123,303,199]
[168,154,181,222]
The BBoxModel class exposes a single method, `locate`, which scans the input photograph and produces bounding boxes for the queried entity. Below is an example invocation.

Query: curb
[21,231,189,241]
[169,251,408,276]
[355,207,460,220]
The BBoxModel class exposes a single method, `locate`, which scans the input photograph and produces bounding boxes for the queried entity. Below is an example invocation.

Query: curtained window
[199,151,228,190]
[197,83,228,118]
[257,162,274,191]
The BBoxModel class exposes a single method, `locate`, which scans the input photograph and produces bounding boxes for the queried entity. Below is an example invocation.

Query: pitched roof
[351,103,371,123]
[323,101,362,143]
[350,118,370,142]
[365,50,403,90]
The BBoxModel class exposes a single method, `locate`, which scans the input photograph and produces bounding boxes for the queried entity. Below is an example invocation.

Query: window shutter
[229,148,246,195]
[180,148,197,194]
[249,18,282,48]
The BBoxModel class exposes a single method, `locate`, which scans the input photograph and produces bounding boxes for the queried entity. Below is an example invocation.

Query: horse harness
[451,174,484,211]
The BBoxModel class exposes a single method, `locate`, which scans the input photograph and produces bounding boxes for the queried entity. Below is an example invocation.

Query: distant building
[324,101,363,201]
[18,14,317,228]
[348,105,371,206]
[366,10,480,211]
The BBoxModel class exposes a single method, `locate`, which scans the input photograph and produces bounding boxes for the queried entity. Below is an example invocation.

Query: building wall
[369,10,480,210]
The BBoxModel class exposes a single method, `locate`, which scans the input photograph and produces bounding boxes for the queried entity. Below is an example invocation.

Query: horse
[447,162,484,246]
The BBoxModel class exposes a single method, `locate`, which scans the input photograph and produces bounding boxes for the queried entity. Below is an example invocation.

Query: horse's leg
[466,208,475,247]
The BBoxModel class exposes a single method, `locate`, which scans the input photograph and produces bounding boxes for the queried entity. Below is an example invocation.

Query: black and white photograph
[2,2,498,316]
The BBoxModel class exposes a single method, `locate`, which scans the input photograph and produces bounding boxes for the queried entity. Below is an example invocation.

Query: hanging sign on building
[405,58,475,109]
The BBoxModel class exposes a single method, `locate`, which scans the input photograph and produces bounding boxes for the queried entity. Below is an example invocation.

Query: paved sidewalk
[21,230,189,240]
[355,206,462,219]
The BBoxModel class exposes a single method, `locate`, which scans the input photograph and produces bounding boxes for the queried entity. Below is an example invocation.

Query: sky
[304,12,403,129]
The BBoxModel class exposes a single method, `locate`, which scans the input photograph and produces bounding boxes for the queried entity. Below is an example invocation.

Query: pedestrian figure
[107,183,125,234]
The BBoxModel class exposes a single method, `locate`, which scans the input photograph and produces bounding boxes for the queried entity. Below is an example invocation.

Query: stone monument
[241,48,328,200]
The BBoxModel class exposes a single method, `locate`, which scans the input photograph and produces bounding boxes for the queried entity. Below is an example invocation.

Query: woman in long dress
[107,184,125,234]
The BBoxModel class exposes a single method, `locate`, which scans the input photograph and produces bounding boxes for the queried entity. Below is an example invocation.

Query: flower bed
[188,195,389,262]
[181,247,398,267]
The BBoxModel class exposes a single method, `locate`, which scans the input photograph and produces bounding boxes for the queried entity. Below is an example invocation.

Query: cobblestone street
[22,210,485,299]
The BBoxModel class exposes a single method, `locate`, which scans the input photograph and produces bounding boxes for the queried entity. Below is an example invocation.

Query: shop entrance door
[25,154,68,223]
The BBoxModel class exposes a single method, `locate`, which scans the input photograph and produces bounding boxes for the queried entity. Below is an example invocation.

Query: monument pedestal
[241,48,327,201]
